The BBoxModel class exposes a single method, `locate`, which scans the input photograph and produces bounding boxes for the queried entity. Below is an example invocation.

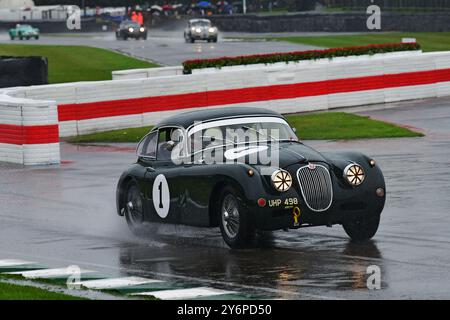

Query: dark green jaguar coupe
[116,107,386,248]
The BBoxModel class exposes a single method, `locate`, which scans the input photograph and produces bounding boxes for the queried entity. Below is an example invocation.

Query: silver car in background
[184,19,218,43]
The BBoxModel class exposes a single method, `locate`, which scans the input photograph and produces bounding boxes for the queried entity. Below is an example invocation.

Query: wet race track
[0,30,321,66]
[1,96,450,299]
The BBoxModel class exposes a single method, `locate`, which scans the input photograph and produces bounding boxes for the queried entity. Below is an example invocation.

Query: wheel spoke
[221,194,240,239]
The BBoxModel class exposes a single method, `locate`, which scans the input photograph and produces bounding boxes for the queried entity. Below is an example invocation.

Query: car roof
[155,107,284,129]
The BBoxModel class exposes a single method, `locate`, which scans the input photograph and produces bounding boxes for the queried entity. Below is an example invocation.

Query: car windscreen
[123,22,140,28]
[187,117,298,153]
[191,21,211,27]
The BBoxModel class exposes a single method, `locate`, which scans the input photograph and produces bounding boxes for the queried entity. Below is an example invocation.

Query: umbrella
[162,4,173,10]
[150,5,163,11]
[197,1,212,8]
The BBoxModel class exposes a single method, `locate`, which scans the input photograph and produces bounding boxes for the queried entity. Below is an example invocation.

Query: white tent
[0,0,35,9]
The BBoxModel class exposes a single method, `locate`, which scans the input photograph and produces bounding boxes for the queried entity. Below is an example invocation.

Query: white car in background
[184,19,218,43]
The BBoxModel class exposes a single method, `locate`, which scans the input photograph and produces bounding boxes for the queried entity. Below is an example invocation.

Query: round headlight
[129,27,134,32]
[208,27,216,33]
[344,164,365,186]
[195,28,202,33]
[271,169,292,192]
[139,27,145,32]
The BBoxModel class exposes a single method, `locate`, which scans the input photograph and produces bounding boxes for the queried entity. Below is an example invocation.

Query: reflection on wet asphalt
[1,97,450,299]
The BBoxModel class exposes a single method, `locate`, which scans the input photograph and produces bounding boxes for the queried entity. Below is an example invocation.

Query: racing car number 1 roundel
[152,174,170,218]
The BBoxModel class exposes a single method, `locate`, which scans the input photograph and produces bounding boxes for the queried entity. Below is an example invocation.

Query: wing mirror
[292,127,297,133]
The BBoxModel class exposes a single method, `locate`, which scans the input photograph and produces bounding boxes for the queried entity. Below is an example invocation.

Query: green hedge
[182,42,421,73]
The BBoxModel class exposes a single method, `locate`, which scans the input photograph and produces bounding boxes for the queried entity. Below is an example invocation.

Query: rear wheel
[343,215,380,242]
[124,183,145,235]
[218,187,253,248]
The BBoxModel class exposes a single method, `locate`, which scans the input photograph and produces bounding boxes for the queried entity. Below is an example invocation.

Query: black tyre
[35,36,39,40]
[26,36,30,40]
[190,37,195,43]
[343,215,380,242]
[124,182,146,235]
[213,37,218,43]
[218,187,253,248]
[10,35,14,40]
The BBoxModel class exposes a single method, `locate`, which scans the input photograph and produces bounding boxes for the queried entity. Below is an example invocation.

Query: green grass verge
[285,112,423,140]
[0,281,87,300]
[270,32,450,52]
[0,44,158,83]
[67,126,153,143]
[65,112,422,143]
[0,273,157,300]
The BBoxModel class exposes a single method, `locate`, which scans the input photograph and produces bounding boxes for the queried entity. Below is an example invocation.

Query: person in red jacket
[131,11,138,23]
[137,11,144,26]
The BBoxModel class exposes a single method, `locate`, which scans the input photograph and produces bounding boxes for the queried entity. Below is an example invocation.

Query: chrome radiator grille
[296,164,333,212]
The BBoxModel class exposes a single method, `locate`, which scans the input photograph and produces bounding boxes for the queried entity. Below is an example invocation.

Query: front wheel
[218,187,253,248]
[342,215,380,242]
[124,182,146,235]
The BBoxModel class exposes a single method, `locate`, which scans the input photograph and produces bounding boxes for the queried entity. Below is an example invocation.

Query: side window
[137,131,157,158]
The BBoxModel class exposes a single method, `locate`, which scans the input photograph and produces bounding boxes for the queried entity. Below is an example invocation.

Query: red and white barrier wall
[0,94,60,165]
[1,50,450,165]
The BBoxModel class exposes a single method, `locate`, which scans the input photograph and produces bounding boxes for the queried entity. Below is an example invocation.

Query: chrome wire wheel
[126,185,144,228]
[221,194,240,239]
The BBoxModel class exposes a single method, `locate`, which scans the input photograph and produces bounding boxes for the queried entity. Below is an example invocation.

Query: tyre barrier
[0,56,48,89]
[1,50,450,165]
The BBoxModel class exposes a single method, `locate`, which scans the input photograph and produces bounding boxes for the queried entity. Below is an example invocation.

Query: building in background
[0,0,72,21]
